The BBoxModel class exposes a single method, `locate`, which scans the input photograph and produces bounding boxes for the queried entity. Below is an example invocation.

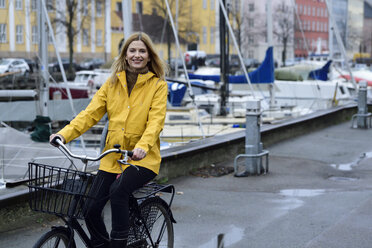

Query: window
[312,7,315,16]
[116,2,122,12]
[312,21,315,31]
[15,0,22,10]
[83,0,88,16]
[248,50,254,58]
[136,1,142,14]
[96,29,102,46]
[249,3,254,12]
[83,29,89,46]
[299,5,302,14]
[203,0,207,9]
[0,0,5,8]
[16,25,23,43]
[248,35,254,44]
[303,5,306,15]
[96,1,102,17]
[47,0,54,11]
[210,0,214,9]
[234,0,240,12]
[32,25,38,44]
[0,24,6,43]
[202,26,207,44]
[210,26,214,44]
[31,0,37,11]
[248,18,254,28]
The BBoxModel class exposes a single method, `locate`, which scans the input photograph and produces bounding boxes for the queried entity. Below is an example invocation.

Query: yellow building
[0,0,218,63]
[110,0,218,60]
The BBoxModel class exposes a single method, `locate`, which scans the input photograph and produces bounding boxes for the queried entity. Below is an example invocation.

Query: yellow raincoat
[58,71,168,174]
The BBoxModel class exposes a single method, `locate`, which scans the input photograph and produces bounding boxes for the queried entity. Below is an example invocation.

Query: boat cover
[188,47,275,84]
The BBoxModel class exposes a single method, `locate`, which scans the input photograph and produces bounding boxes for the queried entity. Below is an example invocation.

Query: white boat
[175,48,355,122]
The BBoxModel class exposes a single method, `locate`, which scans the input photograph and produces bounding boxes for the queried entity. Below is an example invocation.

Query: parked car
[0,58,30,76]
[74,69,111,92]
[184,50,206,70]
[243,58,260,68]
[169,58,183,70]
[49,58,77,72]
[78,58,105,70]
[23,58,38,73]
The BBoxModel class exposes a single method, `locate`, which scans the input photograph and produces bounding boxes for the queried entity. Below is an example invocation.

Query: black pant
[85,166,156,247]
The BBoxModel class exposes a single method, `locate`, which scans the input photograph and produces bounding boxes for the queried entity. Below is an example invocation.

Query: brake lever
[117,159,140,171]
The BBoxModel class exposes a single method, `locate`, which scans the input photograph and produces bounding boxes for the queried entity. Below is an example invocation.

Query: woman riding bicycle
[50,32,168,248]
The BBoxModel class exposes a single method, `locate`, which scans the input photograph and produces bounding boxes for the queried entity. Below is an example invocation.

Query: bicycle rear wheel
[128,198,174,248]
[33,228,76,248]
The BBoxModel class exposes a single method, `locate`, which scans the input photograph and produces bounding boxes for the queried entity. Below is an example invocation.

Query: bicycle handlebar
[55,138,133,165]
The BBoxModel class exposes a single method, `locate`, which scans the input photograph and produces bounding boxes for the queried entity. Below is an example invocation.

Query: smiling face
[125,40,150,70]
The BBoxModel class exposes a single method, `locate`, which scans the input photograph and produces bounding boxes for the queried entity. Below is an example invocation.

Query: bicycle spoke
[53,236,62,248]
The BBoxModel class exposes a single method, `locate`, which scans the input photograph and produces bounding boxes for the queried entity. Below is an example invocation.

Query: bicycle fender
[51,226,76,248]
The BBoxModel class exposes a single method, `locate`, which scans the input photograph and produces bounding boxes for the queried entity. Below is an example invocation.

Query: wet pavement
[1,121,372,247]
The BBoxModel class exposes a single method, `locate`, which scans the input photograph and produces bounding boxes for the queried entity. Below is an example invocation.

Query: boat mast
[39,0,86,150]
[37,0,49,117]
[219,0,229,116]
[325,0,357,90]
[266,0,276,109]
[164,0,205,138]
[217,0,256,95]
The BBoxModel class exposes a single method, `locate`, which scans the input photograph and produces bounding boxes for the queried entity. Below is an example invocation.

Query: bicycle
[28,139,176,248]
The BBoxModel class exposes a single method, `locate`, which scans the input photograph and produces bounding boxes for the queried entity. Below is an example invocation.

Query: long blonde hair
[110,32,168,84]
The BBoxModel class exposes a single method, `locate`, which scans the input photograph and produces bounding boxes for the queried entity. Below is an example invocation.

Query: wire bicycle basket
[28,162,97,219]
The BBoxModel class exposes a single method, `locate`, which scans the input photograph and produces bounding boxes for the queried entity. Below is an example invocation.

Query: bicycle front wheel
[33,228,76,248]
[129,198,174,248]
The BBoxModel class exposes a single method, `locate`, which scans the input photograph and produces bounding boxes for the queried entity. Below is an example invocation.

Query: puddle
[329,163,355,171]
[330,151,372,171]
[199,225,244,248]
[364,151,372,159]
[280,189,325,197]
[328,176,358,182]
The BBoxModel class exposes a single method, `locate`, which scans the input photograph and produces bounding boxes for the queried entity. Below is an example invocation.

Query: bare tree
[149,0,196,61]
[227,1,243,51]
[47,0,96,73]
[273,1,294,66]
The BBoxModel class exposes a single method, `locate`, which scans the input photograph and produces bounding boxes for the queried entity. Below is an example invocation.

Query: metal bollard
[357,81,368,128]
[217,233,224,248]
[245,100,262,174]
[351,81,372,129]
[234,99,269,177]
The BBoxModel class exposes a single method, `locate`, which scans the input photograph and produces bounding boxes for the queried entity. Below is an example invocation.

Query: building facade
[0,0,218,64]
[294,0,329,58]
[363,0,372,55]
[240,0,294,65]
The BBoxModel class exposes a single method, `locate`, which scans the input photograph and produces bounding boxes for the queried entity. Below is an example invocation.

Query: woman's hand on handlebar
[131,148,146,161]
[49,134,66,147]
